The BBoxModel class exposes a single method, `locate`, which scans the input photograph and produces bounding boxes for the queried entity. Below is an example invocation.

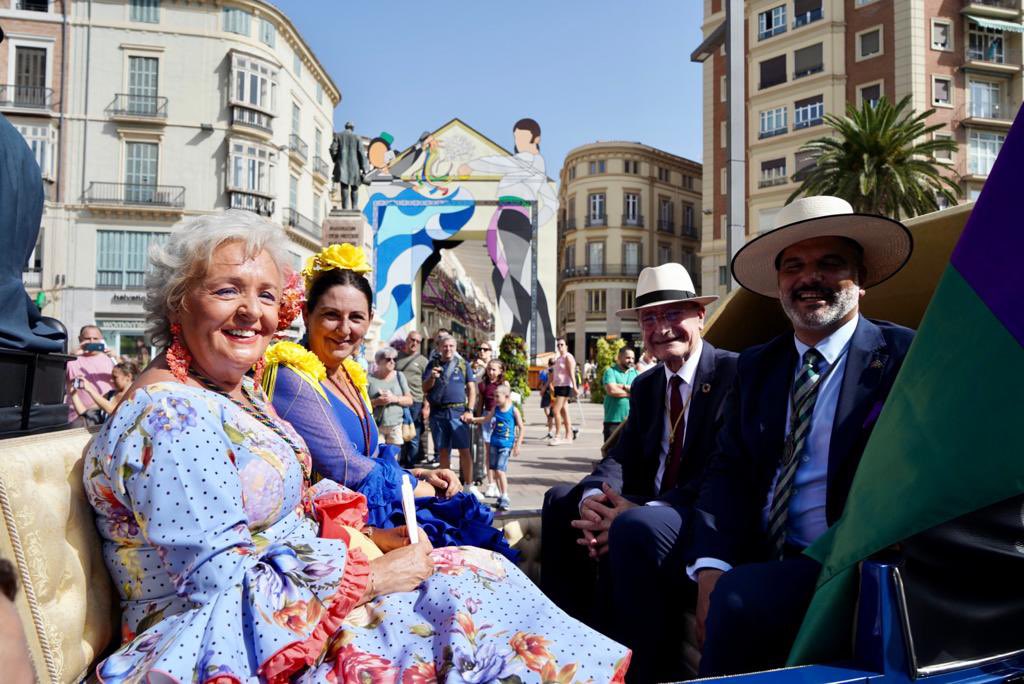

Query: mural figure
[458,118,557,351]
[330,121,367,211]
[364,131,437,187]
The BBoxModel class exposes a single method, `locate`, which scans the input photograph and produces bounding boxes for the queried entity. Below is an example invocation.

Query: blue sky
[273,0,707,175]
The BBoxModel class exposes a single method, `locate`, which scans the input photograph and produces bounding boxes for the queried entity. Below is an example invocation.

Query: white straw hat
[616,263,718,318]
[731,196,913,298]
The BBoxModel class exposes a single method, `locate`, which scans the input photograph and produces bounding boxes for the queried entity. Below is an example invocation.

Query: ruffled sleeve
[89,386,369,683]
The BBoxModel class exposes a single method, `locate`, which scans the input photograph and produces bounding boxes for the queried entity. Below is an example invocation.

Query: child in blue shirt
[471,383,523,511]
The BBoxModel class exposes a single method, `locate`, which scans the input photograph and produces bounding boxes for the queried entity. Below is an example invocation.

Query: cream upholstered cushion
[0,427,117,683]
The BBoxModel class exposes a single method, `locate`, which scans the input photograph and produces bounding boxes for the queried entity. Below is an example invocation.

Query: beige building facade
[696,0,1022,299]
[7,0,339,363]
[556,141,703,362]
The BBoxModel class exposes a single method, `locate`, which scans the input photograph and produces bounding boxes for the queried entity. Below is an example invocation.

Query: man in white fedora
[690,195,915,676]
[541,262,738,683]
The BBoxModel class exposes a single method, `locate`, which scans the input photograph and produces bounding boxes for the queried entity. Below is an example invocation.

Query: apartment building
[694,0,1022,299]
[6,0,339,363]
[556,141,703,361]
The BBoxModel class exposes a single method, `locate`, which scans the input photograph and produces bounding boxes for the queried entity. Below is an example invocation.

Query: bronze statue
[330,121,366,210]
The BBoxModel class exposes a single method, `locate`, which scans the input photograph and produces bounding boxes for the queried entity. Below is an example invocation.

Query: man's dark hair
[773,236,865,272]
[0,558,18,601]
[306,268,373,313]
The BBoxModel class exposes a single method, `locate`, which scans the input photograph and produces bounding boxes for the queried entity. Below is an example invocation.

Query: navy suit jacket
[580,341,738,509]
[692,316,915,565]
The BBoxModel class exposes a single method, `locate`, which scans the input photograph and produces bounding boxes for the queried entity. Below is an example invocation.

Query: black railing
[16,0,49,10]
[793,8,823,28]
[758,25,786,41]
[658,219,675,233]
[85,182,185,207]
[759,127,788,139]
[680,224,700,239]
[107,94,168,118]
[313,156,331,178]
[584,214,607,227]
[562,263,645,279]
[622,213,644,227]
[794,65,824,79]
[758,176,789,189]
[229,190,274,216]
[0,84,53,109]
[284,207,321,242]
[231,105,273,133]
[289,134,309,162]
[794,116,823,130]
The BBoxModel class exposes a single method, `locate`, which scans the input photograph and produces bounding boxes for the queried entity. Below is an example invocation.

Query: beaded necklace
[326,363,373,456]
[189,369,308,467]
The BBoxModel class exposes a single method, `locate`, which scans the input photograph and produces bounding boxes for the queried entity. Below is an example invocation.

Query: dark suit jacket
[579,341,739,509]
[692,316,915,566]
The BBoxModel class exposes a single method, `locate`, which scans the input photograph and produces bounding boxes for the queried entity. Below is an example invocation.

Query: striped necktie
[767,348,825,558]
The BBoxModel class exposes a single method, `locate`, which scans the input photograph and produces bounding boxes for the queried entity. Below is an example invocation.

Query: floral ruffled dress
[85,382,629,683]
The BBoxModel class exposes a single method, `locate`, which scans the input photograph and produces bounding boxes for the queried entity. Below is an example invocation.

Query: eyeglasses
[478,347,491,352]
[639,309,692,330]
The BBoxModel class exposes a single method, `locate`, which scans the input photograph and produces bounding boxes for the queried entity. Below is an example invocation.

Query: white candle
[400,477,419,544]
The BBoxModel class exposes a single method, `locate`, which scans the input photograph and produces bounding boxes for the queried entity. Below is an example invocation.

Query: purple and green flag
[789,109,1024,664]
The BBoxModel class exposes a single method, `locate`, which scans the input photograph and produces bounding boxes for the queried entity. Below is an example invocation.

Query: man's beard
[781,282,860,330]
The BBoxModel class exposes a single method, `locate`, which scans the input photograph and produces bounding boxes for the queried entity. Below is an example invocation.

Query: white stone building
[21,0,339,362]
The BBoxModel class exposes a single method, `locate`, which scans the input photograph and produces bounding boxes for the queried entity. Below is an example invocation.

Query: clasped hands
[570,483,637,559]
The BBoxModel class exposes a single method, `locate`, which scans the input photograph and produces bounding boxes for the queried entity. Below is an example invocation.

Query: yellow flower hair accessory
[301,243,372,288]
[341,357,370,405]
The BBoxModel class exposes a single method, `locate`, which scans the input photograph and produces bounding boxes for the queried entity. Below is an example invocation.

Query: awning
[965,14,1024,33]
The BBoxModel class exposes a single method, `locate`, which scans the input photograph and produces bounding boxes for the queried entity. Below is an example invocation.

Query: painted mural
[359,119,558,354]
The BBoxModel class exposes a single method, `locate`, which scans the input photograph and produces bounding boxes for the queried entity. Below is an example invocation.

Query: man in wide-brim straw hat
[689,196,916,677]
[541,262,739,683]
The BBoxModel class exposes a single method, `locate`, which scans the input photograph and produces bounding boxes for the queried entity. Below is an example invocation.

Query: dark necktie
[767,348,825,557]
[660,375,686,494]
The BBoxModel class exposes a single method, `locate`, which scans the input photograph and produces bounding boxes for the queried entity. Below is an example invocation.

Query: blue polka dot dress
[85,382,630,683]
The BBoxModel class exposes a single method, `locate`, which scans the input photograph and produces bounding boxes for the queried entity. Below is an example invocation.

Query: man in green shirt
[602,347,637,442]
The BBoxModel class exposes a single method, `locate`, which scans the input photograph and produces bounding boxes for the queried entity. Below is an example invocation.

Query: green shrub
[499,334,530,401]
[591,337,626,404]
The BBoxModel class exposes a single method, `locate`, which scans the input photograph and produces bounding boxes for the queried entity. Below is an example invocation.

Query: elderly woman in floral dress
[84,210,629,683]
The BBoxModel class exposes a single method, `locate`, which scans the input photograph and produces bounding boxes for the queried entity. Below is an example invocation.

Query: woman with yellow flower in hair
[263,244,517,557]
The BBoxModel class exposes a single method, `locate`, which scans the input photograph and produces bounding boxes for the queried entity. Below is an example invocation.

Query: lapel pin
[869,359,884,369]
[701,383,712,394]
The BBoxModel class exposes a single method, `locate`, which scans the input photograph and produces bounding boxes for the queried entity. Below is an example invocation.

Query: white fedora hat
[731,195,913,298]
[616,263,717,318]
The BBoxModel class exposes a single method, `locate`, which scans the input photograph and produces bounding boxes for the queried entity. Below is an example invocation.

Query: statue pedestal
[323,211,371,253]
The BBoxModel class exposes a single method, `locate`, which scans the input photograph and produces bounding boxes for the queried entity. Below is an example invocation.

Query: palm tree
[788,96,961,219]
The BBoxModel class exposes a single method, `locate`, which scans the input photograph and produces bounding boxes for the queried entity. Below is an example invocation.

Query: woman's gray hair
[145,210,291,350]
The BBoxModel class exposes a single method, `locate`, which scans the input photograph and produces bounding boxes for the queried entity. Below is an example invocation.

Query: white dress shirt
[582,341,704,506]
[688,316,859,580]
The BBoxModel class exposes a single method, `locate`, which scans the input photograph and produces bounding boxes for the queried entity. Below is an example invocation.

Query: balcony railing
[0,84,53,110]
[289,134,309,162]
[16,0,49,10]
[566,217,577,230]
[107,94,168,119]
[657,219,675,233]
[231,105,273,133]
[96,271,146,290]
[229,190,274,216]
[680,224,700,239]
[85,182,185,208]
[584,214,607,227]
[964,0,1018,9]
[794,65,825,79]
[793,8,823,28]
[313,155,331,178]
[562,263,645,279]
[758,176,789,189]
[622,213,644,227]
[284,207,321,242]
[759,126,788,139]
[968,101,1011,120]
[794,116,824,130]
[758,24,787,41]
[22,270,42,288]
